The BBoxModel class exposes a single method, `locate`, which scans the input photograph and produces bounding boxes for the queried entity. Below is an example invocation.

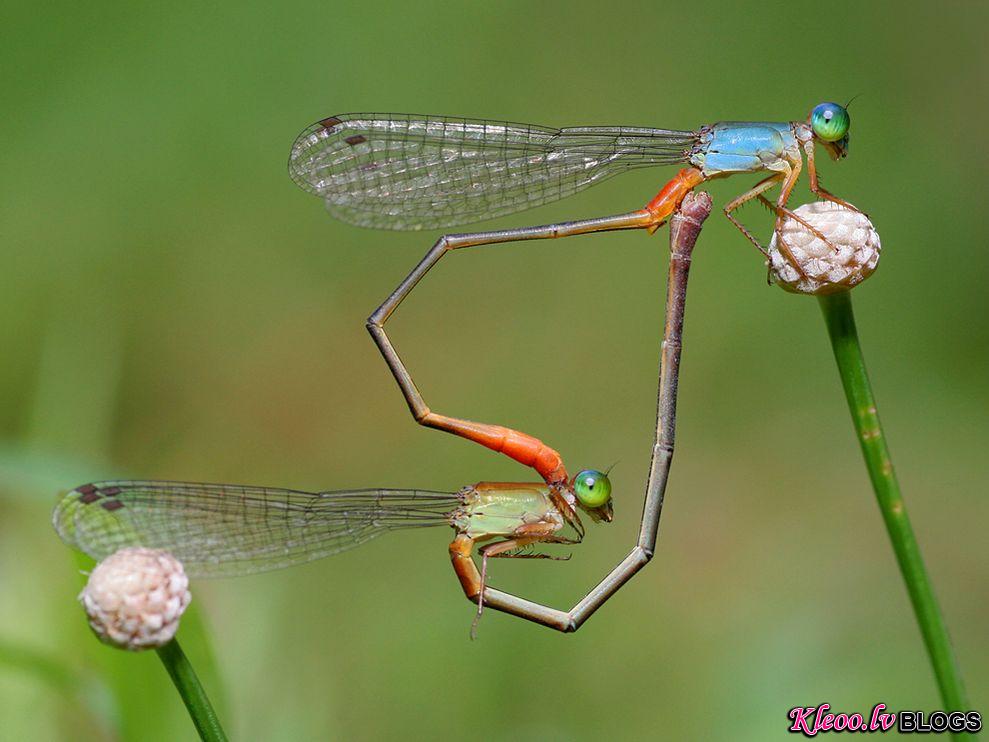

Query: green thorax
[451,482,564,540]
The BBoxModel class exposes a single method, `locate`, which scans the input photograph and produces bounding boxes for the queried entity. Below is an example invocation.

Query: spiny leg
[802,138,864,213]
[760,139,846,253]
[724,144,835,260]
[767,161,822,280]
[367,204,682,485]
[724,171,810,282]
[723,173,785,258]
[489,550,572,560]
[756,195,839,251]
[771,155,806,248]
[472,525,568,637]
[448,530,570,604]
[476,539,542,624]
[483,537,577,563]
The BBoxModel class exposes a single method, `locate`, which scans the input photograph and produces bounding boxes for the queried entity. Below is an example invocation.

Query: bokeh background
[2,1,986,739]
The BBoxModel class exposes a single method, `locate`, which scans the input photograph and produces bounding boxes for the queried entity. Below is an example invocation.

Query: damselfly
[289,104,858,484]
[54,470,613,636]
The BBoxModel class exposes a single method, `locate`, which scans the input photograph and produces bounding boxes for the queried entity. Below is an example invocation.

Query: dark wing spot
[79,491,102,504]
[319,117,342,129]
[101,500,124,512]
[345,135,367,146]
[98,486,122,496]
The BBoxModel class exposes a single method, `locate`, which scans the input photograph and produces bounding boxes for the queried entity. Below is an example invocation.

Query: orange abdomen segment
[424,413,568,485]
[645,167,706,228]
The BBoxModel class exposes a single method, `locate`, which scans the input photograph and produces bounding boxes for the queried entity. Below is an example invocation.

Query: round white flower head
[79,547,191,651]
[768,202,881,295]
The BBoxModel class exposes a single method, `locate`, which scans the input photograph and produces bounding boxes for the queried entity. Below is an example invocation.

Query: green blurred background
[2,1,986,739]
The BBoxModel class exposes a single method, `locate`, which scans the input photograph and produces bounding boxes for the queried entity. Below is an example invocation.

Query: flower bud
[768,202,880,295]
[79,547,191,651]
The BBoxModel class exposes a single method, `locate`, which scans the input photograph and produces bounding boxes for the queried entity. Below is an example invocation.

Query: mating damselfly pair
[55,103,858,632]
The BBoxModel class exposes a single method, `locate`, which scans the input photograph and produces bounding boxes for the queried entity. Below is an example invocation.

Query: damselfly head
[572,469,614,523]
[810,102,850,160]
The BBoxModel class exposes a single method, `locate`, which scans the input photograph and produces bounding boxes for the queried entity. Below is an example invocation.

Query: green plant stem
[819,290,971,726]
[156,639,228,742]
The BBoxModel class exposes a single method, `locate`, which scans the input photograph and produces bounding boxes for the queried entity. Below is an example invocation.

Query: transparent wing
[53,481,461,578]
[288,113,699,230]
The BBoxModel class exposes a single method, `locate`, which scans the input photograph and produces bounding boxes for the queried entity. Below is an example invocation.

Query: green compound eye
[811,102,850,142]
[573,469,612,509]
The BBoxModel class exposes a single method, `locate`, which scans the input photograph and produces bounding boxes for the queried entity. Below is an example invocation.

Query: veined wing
[53,481,461,577]
[288,113,699,231]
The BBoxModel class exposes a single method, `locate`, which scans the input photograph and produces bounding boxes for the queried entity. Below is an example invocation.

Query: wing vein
[53,481,462,577]
[289,113,698,230]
